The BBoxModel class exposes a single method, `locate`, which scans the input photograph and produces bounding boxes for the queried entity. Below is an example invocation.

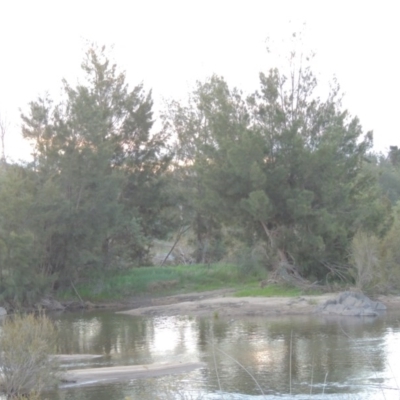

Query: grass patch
[57,263,329,302]
[57,263,267,302]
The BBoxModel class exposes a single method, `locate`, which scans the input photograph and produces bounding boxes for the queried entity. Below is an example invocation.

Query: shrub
[232,243,270,278]
[0,313,59,397]
[350,231,381,291]
[379,205,400,292]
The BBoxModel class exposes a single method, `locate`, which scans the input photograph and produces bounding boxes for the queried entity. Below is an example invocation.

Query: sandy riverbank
[117,290,400,318]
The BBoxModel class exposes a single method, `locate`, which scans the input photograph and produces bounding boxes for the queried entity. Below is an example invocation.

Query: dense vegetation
[0,45,399,306]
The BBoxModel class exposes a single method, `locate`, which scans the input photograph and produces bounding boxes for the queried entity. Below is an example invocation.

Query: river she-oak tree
[166,56,390,278]
[0,46,172,304]
[0,45,394,306]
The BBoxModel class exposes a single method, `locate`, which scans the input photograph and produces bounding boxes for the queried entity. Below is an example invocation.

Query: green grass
[58,263,267,302]
[57,264,318,302]
[235,283,323,297]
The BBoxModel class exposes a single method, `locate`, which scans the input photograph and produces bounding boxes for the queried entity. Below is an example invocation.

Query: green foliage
[0,313,59,397]
[166,54,389,279]
[18,45,171,283]
[379,203,400,292]
[350,202,400,294]
[370,152,400,204]
[231,242,271,277]
[0,45,174,305]
[164,83,233,263]
[350,231,381,291]
[178,263,243,291]
[2,43,398,302]
[0,165,52,306]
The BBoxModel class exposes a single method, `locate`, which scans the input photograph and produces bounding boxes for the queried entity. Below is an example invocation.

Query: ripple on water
[41,310,400,400]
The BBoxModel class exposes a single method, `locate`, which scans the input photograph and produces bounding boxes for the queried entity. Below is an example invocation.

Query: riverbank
[54,281,400,317]
[45,264,400,317]
[118,294,325,317]
[115,289,400,318]
[56,263,400,313]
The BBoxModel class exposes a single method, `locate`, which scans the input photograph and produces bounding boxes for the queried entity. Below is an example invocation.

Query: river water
[43,309,400,399]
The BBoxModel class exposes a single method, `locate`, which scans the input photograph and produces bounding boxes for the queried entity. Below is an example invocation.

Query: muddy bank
[118,293,335,317]
[117,291,400,318]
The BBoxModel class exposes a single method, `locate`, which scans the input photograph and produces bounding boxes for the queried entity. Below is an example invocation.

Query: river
[34,309,400,399]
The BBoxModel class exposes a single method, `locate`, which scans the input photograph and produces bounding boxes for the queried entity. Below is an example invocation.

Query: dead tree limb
[161,225,191,267]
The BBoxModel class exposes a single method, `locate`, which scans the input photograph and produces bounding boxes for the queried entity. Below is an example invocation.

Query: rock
[37,298,65,311]
[316,291,386,317]
[0,307,7,316]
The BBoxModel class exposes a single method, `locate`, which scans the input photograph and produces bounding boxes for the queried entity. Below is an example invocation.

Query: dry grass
[0,313,59,398]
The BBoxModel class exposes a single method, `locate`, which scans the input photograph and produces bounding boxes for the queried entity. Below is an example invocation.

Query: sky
[1,0,399,161]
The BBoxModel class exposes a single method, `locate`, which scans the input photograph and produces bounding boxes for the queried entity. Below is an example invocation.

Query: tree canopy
[0,46,172,304]
[166,58,390,278]
[0,45,396,305]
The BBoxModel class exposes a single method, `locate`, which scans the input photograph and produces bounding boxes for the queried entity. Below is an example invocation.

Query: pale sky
[1,0,399,161]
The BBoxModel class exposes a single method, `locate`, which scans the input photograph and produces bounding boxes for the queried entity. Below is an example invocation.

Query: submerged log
[62,362,205,387]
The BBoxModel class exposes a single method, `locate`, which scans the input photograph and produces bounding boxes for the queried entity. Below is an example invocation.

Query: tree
[0,163,49,305]
[164,80,235,263]
[372,150,400,204]
[167,56,389,278]
[21,45,171,282]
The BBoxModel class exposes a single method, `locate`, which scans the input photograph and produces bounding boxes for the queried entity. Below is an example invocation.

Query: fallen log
[62,361,205,387]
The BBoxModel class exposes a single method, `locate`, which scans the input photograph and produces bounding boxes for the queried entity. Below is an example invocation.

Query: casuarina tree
[167,54,390,278]
[21,45,171,282]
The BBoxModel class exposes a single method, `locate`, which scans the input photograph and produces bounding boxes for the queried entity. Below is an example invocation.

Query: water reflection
[49,310,400,399]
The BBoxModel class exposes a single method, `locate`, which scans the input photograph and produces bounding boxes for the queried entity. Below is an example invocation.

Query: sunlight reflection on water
[5,310,400,400]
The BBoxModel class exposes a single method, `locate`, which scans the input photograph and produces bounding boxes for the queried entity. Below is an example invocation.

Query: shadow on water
[42,309,400,400]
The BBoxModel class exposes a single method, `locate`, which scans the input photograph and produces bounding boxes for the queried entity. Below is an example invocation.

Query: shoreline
[58,290,400,388]
[116,291,400,318]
